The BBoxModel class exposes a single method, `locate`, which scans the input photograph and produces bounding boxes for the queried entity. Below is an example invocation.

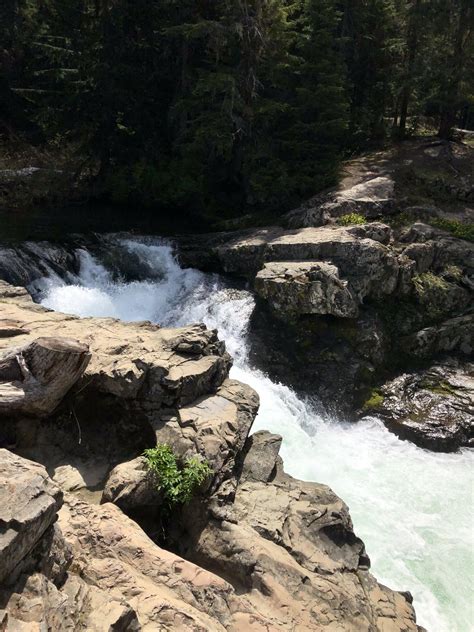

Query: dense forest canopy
[1,0,473,216]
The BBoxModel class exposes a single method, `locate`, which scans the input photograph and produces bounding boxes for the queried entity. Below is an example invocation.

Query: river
[32,235,473,632]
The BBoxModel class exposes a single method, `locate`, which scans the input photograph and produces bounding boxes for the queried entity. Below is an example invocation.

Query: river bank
[0,235,472,629]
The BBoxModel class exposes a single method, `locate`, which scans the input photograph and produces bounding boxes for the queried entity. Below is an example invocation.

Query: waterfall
[27,235,474,632]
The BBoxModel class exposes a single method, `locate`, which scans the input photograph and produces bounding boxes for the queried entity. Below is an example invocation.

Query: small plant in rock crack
[337,212,366,225]
[143,444,212,507]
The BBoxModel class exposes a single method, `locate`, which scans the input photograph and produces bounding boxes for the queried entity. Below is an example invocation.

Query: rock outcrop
[176,212,472,420]
[0,282,423,631]
[176,431,420,631]
[255,260,359,318]
[0,280,232,489]
[286,175,396,228]
[363,360,474,451]
[0,449,63,584]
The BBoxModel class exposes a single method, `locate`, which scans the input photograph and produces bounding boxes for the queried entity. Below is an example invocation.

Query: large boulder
[101,456,160,512]
[0,450,141,631]
[401,314,473,359]
[239,430,283,483]
[150,379,259,491]
[399,222,474,281]
[364,360,474,451]
[255,260,359,318]
[216,225,400,301]
[0,336,91,418]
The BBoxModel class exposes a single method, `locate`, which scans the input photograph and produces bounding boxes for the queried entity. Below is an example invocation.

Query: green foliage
[430,218,474,242]
[337,213,366,226]
[143,444,212,507]
[412,272,449,296]
[2,0,473,214]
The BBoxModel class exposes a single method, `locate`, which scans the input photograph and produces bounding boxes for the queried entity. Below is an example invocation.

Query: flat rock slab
[0,282,230,409]
[217,223,400,305]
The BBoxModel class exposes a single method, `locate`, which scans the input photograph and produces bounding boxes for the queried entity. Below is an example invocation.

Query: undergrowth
[429,218,474,242]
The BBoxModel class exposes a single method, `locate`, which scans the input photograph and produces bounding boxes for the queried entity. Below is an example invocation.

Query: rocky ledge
[0,281,423,630]
[177,220,473,449]
[175,140,473,451]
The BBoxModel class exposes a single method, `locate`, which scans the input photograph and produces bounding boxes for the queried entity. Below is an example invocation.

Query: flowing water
[32,236,473,632]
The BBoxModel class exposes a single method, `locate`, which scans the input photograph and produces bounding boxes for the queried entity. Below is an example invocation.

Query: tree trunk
[399,0,421,137]
[0,337,91,417]
[438,0,472,139]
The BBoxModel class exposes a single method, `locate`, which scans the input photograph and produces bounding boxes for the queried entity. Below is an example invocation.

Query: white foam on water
[38,237,474,632]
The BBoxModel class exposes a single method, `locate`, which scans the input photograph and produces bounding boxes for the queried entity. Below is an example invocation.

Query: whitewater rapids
[34,236,473,632]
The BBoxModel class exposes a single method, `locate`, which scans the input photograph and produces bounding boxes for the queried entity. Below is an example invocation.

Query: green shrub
[338,213,366,226]
[144,444,212,507]
[430,218,474,242]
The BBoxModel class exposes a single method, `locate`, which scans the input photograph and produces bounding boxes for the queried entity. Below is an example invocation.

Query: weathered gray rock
[102,381,260,512]
[151,379,259,492]
[0,449,63,584]
[59,495,270,631]
[218,224,401,303]
[400,222,474,280]
[285,176,395,227]
[0,451,120,631]
[0,336,91,418]
[365,360,474,451]
[101,456,160,511]
[402,242,436,273]
[402,314,473,358]
[182,433,422,631]
[0,450,272,631]
[0,286,231,410]
[255,261,359,318]
[239,430,282,483]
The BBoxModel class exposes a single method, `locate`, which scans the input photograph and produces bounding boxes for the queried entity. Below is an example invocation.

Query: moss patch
[421,380,457,397]
[362,390,384,411]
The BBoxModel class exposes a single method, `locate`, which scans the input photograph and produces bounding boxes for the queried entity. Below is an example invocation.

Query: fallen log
[0,337,91,417]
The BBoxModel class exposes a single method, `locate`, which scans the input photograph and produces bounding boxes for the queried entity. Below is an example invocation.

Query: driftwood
[0,337,91,417]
